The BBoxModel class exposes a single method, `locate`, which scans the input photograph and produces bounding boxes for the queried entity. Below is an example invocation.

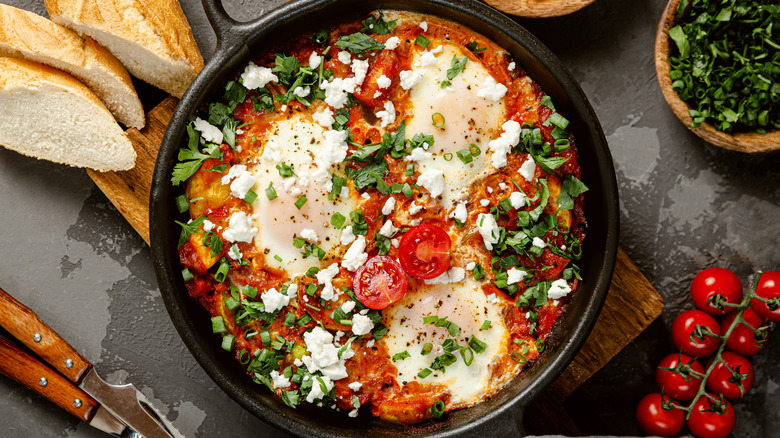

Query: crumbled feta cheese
[294,358,303,367]
[305,375,335,403]
[221,165,257,199]
[302,327,349,381]
[487,186,494,193]
[241,63,278,89]
[417,169,445,198]
[348,409,358,418]
[376,74,392,89]
[337,51,352,64]
[193,117,223,144]
[228,244,242,261]
[351,313,374,336]
[466,262,476,271]
[508,61,516,71]
[419,49,439,66]
[499,182,508,190]
[548,279,572,300]
[348,381,362,391]
[270,370,291,389]
[409,146,433,161]
[320,78,350,108]
[341,300,356,313]
[350,59,369,87]
[384,36,400,50]
[293,86,311,97]
[399,70,422,90]
[366,339,375,348]
[300,228,319,242]
[375,101,396,128]
[477,76,508,101]
[419,21,428,31]
[553,299,560,307]
[341,225,356,245]
[378,220,398,238]
[317,263,341,301]
[203,219,215,232]
[261,287,290,313]
[426,267,466,285]
[509,191,528,209]
[342,236,368,271]
[488,120,522,168]
[223,211,257,243]
[477,213,500,250]
[391,238,399,248]
[361,192,371,200]
[312,108,335,128]
[480,199,490,207]
[450,201,468,222]
[309,52,322,69]
[408,201,423,215]
[287,283,298,297]
[280,104,288,112]
[410,218,421,226]
[315,129,349,170]
[506,267,528,285]
[382,197,396,215]
[518,156,536,182]
[532,237,547,248]
[373,90,382,98]
[561,245,567,250]
[262,139,282,162]
[486,293,499,304]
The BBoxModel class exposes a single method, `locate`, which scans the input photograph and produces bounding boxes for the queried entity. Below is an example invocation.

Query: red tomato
[671,310,722,357]
[656,353,704,400]
[705,351,755,399]
[352,255,408,310]
[720,307,770,356]
[398,224,452,280]
[691,267,743,315]
[686,395,736,438]
[750,270,780,322]
[352,50,399,108]
[635,393,684,437]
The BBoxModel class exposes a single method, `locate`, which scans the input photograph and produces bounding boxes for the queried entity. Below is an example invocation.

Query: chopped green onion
[295,195,307,209]
[182,268,194,282]
[211,316,227,333]
[259,331,272,346]
[243,190,258,204]
[468,335,488,353]
[224,296,240,311]
[305,266,320,278]
[265,183,278,200]
[214,258,230,283]
[221,334,235,351]
[472,264,485,280]
[331,212,346,229]
[480,320,492,330]
[440,80,452,88]
[401,183,414,198]
[415,35,430,48]
[175,194,189,213]
[406,162,415,177]
[421,343,433,355]
[456,149,473,164]
[443,152,453,161]
[431,400,445,418]
[418,368,432,378]
[431,112,445,128]
[549,113,569,129]
[392,350,411,361]
[460,347,474,366]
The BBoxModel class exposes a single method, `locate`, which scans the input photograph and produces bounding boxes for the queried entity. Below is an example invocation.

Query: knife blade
[0,286,183,438]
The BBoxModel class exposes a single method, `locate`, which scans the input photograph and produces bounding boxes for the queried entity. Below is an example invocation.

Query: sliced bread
[0,57,136,172]
[45,0,205,98]
[0,4,145,129]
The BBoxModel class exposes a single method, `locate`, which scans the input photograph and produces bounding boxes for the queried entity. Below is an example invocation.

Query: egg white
[404,43,506,208]
[249,112,358,274]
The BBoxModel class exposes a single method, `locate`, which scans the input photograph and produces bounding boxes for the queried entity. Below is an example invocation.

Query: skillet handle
[201,0,256,51]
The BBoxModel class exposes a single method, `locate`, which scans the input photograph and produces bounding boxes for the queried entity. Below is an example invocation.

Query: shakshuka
[172,10,587,423]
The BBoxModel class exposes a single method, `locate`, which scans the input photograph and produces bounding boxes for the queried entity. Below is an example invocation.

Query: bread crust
[0,57,136,171]
[0,4,144,128]
[483,0,596,18]
[45,0,204,97]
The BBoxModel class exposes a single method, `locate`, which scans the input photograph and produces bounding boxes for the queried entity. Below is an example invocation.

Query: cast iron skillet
[150,0,619,436]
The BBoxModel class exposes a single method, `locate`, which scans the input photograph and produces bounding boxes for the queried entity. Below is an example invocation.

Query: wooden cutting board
[88,96,664,433]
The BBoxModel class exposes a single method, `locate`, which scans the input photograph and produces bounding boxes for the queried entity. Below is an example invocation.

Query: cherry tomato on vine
[686,395,736,438]
[691,267,742,315]
[656,353,704,400]
[353,255,408,310]
[705,351,755,399]
[720,307,769,356]
[750,270,780,322]
[635,393,684,437]
[398,224,452,279]
[671,310,722,357]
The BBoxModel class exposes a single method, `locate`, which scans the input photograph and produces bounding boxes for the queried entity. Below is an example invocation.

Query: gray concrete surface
[0,0,777,437]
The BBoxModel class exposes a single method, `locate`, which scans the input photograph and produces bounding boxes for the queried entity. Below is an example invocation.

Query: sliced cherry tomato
[750,270,780,322]
[656,353,704,400]
[691,267,742,315]
[671,310,722,357]
[635,393,684,437]
[706,351,754,399]
[686,395,736,438]
[353,255,408,310]
[398,224,452,280]
[720,307,770,356]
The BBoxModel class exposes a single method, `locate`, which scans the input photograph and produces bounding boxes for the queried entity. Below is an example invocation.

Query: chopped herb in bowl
[667,0,779,134]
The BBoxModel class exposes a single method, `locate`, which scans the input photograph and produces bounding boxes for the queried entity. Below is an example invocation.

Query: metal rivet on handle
[65,359,74,369]
[39,377,48,387]
[74,399,82,408]
[33,333,42,343]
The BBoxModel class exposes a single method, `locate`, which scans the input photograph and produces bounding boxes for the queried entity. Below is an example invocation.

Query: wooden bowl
[485,0,597,18]
[655,0,780,153]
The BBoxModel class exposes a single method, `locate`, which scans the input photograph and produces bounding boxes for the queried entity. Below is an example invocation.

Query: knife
[0,286,183,438]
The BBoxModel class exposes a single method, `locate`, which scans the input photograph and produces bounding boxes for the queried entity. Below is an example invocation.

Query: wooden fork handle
[0,286,92,382]
[0,337,99,422]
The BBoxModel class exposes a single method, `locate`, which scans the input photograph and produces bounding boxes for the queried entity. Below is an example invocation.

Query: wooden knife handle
[0,337,99,422]
[0,287,91,383]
